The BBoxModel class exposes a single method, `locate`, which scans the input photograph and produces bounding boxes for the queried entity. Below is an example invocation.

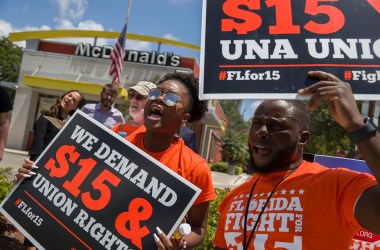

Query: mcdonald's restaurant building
[7,30,227,163]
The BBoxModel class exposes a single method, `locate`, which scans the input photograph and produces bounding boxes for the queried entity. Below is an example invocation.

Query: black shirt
[0,86,12,113]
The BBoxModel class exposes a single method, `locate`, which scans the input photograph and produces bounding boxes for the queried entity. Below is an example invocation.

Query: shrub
[234,166,243,175]
[196,188,230,249]
[0,167,14,204]
[210,162,228,173]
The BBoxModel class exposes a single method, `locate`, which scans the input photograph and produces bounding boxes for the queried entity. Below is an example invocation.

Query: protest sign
[306,153,380,249]
[0,110,200,250]
[304,153,373,174]
[352,229,380,249]
[200,0,380,100]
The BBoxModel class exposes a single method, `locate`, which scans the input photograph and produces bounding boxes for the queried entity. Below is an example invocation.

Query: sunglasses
[128,91,146,101]
[148,88,183,107]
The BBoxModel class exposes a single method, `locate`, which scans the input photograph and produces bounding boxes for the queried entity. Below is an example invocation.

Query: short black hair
[255,99,311,131]
[158,72,208,123]
[284,99,311,131]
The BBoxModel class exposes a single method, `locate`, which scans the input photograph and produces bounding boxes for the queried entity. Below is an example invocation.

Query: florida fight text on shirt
[223,187,304,249]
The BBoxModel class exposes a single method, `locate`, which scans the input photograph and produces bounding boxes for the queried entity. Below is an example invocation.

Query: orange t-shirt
[111,122,142,138]
[213,161,377,249]
[127,130,216,205]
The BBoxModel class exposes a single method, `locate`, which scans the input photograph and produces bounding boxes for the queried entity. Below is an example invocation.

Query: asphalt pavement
[0,148,252,188]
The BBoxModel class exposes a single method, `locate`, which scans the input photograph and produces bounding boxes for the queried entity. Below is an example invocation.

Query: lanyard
[243,166,300,250]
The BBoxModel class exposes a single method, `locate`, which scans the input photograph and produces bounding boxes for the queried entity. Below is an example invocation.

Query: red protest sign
[200,0,380,100]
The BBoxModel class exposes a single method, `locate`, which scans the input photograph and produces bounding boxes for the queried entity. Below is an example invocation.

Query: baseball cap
[127,81,157,96]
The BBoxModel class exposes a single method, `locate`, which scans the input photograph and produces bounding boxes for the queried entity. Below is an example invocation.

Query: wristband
[347,116,378,144]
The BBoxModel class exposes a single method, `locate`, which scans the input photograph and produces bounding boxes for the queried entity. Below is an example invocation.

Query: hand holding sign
[13,157,37,185]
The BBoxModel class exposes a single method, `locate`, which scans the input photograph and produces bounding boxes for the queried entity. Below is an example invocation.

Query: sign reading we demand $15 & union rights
[200,0,380,100]
[0,110,200,250]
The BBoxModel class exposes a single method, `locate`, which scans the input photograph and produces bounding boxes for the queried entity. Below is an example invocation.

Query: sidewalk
[211,171,251,189]
[0,148,28,179]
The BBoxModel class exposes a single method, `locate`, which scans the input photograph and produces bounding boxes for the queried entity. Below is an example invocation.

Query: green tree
[219,100,250,171]
[305,102,354,156]
[0,36,22,100]
[0,37,22,82]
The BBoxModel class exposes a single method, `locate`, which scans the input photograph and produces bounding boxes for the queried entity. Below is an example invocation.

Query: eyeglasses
[128,91,146,101]
[148,88,183,107]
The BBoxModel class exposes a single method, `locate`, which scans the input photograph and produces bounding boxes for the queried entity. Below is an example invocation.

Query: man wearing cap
[112,81,156,138]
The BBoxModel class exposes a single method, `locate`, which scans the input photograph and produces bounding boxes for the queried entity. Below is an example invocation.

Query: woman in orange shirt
[17,73,216,250]
[127,72,216,249]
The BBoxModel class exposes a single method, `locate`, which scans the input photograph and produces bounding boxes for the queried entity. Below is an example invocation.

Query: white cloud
[55,19,104,30]
[0,0,151,52]
[125,40,152,51]
[55,0,88,20]
[77,20,104,30]
[54,19,74,29]
[163,33,180,41]
[0,0,113,48]
[0,20,14,37]
[0,19,52,47]
[49,19,107,46]
[0,17,110,48]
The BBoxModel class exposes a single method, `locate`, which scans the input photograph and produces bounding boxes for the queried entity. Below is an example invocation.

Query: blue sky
[0,0,202,59]
[241,99,262,121]
[0,0,258,120]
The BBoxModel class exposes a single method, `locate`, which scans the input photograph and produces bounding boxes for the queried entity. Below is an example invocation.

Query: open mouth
[147,106,163,121]
[130,105,139,110]
[253,145,271,155]
[62,99,69,107]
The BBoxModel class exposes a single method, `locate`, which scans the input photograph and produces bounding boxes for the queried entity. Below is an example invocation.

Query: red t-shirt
[127,131,216,205]
[214,161,376,249]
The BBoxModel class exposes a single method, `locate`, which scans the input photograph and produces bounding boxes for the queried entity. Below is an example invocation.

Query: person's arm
[155,201,210,249]
[183,201,209,248]
[0,111,10,161]
[298,70,380,234]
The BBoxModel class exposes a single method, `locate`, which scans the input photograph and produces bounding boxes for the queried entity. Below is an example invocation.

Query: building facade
[7,30,226,162]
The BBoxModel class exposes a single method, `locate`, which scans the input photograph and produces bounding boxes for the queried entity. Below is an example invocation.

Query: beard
[100,98,112,110]
[247,139,298,175]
